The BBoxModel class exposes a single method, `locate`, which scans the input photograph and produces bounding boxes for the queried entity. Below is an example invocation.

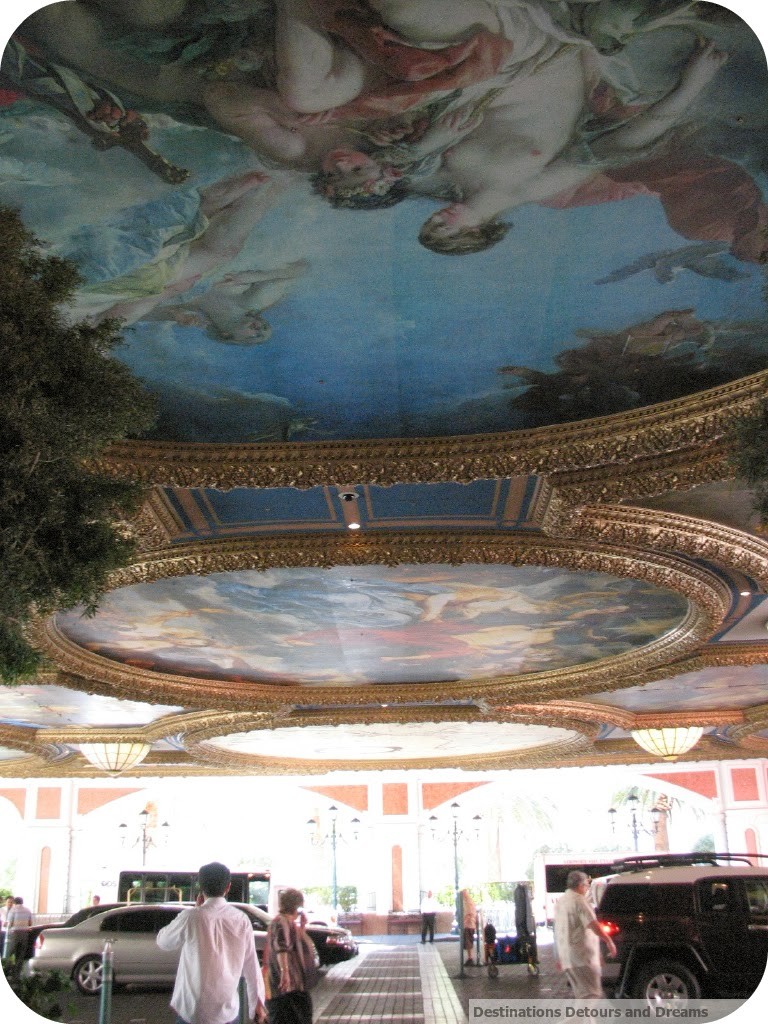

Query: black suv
[595,853,768,1002]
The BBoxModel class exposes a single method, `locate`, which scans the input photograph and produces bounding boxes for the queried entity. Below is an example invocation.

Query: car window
[234,907,268,932]
[744,878,768,915]
[599,883,694,917]
[102,909,181,933]
[697,879,738,913]
[67,905,121,927]
[66,908,96,927]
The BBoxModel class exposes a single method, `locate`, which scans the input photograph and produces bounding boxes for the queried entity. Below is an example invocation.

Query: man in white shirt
[157,861,266,1024]
[3,896,34,967]
[420,890,440,944]
[553,871,616,1000]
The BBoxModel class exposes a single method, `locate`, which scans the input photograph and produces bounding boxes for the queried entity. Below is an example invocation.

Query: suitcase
[495,936,521,963]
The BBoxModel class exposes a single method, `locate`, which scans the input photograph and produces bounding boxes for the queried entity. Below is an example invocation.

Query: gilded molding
[534,700,745,732]
[177,704,602,745]
[548,505,768,588]
[0,725,45,757]
[540,448,734,522]
[94,372,768,489]
[25,531,729,709]
[722,703,768,748]
[129,490,182,552]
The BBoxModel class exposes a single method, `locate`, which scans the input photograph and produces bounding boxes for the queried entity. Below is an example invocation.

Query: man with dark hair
[157,861,265,1024]
[553,870,616,1000]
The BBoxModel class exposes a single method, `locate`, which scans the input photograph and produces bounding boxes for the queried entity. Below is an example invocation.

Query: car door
[104,908,182,983]
[742,877,768,993]
[235,905,268,960]
[695,877,754,995]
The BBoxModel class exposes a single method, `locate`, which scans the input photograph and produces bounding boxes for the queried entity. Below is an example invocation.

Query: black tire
[73,954,103,995]
[631,960,702,1004]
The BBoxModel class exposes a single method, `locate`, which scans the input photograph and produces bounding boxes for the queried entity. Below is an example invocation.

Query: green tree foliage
[0,206,156,682]
[2,961,73,1019]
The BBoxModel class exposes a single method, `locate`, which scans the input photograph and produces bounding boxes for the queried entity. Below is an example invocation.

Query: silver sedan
[24,903,266,994]
[25,901,355,995]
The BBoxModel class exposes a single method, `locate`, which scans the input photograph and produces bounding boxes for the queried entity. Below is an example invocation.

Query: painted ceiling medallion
[54,564,689,688]
[207,722,579,761]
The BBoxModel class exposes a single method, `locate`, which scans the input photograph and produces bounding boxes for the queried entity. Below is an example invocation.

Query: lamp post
[119,809,170,866]
[609,791,661,852]
[307,805,360,912]
[428,802,481,977]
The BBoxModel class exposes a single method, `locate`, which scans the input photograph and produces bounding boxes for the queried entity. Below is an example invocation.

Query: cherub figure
[149,260,308,345]
[70,170,291,328]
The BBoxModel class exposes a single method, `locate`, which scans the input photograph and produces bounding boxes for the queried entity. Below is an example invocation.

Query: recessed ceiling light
[348,522,361,530]
[739,590,751,597]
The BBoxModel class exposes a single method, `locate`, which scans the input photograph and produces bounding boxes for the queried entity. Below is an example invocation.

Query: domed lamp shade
[630,727,704,762]
[79,742,151,776]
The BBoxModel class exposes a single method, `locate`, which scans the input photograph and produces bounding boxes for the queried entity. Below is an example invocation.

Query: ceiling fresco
[53,564,690,686]
[2,3,768,778]
[1,2,767,444]
[206,721,578,760]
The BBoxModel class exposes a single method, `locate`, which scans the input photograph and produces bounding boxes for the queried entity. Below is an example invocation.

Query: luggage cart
[486,882,539,978]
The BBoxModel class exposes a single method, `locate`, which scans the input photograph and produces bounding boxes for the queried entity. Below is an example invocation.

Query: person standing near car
[3,896,33,969]
[156,861,266,1024]
[0,895,14,958]
[553,871,616,1000]
[265,888,315,1024]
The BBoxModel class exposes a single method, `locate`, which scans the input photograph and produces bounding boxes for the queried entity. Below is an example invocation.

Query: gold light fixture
[79,742,151,776]
[630,727,704,762]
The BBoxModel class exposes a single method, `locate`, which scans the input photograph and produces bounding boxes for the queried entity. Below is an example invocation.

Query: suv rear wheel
[631,960,702,1003]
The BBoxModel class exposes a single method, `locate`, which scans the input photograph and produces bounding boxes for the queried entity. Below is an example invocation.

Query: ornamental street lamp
[307,805,360,912]
[119,808,170,866]
[608,791,661,852]
[428,801,481,977]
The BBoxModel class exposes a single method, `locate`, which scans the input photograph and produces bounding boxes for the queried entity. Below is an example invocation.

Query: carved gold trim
[544,504,768,584]
[25,532,728,708]
[94,372,768,489]
[129,489,182,551]
[0,725,46,757]
[536,700,745,733]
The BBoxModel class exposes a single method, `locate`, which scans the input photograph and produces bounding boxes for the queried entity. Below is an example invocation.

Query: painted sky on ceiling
[55,564,689,687]
[1,2,767,443]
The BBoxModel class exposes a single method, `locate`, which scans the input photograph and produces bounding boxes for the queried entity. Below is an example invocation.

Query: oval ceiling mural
[2,3,767,444]
[55,564,690,686]
[207,721,578,760]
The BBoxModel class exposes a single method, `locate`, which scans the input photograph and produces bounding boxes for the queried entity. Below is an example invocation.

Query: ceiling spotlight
[348,521,361,530]
[339,491,358,502]
[740,590,751,597]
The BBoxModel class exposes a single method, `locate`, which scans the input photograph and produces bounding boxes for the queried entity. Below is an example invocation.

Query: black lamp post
[307,805,360,911]
[609,791,661,852]
[429,802,481,977]
[119,809,170,866]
